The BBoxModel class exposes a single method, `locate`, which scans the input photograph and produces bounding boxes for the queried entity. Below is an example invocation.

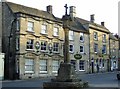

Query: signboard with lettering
[74,53,82,60]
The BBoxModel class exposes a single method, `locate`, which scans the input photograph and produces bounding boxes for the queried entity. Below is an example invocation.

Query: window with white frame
[102,34,106,42]
[53,42,59,52]
[16,37,19,51]
[94,32,98,40]
[27,21,34,32]
[79,60,85,71]
[41,24,47,34]
[70,60,76,70]
[41,41,47,51]
[80,33,84,42]
[69,30,74,40]
[39,60,47,73]
[25,59,34,73]
[102,45,106,54]
[26,39,34,50]
[94,43,98,53]
[53,27,59,36]
[52,60,59,73]
[80,45,84,53]
[69,44,74,53]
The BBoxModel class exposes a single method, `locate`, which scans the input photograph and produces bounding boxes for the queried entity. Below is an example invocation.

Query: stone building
[2,1,64,79]
[1,1,114,79]
[68,6,90,73]
[113,34,120,71]
[79,14,110,73]
[89,15,110,73]
[2,1,91,79]
[109,33,119,71]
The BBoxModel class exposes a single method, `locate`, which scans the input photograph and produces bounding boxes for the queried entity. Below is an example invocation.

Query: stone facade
[109,33,119,71]
[89,23,110,73]
[2,1,116,79]
[17,14,64,79]
[69,31,89,73]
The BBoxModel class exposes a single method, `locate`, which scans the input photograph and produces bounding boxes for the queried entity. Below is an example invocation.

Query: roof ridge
[5,1,62,22]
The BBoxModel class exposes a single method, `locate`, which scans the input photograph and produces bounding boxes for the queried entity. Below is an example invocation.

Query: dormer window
[80,33,84,42]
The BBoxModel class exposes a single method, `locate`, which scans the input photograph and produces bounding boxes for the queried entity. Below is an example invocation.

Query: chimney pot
[47,5,52,14]
[101,22,105,26]
[90,14,95,23]
[69,6,76,18]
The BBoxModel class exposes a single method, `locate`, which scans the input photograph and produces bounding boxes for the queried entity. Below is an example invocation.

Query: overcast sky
[1,0,119,35]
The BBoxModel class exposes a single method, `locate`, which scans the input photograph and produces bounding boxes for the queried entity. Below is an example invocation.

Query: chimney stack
[101,22,105,26]
[90,14,95,23]
[69,6,76,18]
[46,5,52,14]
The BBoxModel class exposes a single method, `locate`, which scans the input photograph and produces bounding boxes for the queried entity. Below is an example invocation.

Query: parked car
[117,71,120,80]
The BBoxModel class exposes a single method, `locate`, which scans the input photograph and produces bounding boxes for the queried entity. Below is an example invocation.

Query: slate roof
[5,2,62,22]
[109,33,118,40]
[76,17,110,33]
[69,17,89,33]
[5,2,88,33]
[5,1,110,33]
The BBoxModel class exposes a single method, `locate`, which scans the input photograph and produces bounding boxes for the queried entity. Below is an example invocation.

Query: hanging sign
[74,53,82,60]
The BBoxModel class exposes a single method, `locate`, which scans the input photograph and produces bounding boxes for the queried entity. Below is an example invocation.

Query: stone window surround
[27,21,34,32]
[26,39,34,50]
[69,44,74,53]
[25,59,34,73]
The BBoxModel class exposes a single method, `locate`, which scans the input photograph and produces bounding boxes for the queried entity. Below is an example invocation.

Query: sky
[1,0,120,35]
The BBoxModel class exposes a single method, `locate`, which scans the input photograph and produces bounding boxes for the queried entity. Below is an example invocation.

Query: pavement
[0,71,120,89]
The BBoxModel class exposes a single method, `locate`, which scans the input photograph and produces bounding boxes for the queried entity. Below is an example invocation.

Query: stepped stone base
[43,81,88,89]
[43,63,88,89]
